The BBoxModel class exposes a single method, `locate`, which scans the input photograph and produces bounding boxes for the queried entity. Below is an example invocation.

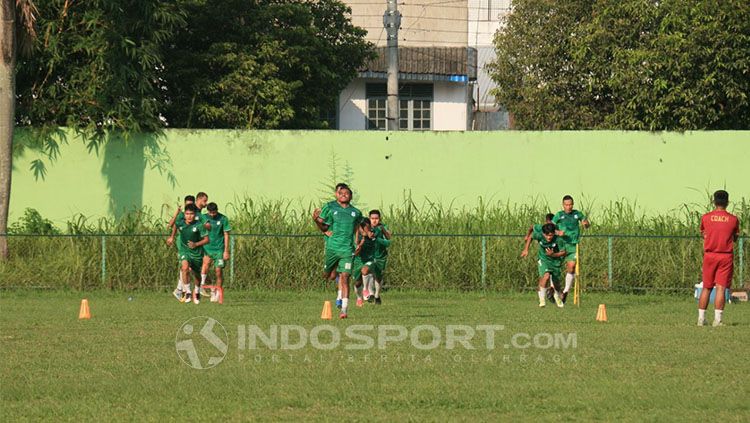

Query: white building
[338,0,510,131]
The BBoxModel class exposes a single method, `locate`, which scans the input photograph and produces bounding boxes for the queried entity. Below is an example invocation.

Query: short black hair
[542,223,556,235]
[184,195,195,203]
[207,202,218,212]
[545,213,554,221]
[714,190,729,207]
[196,192,208,200]
[335,183,349,191]
[184,203,199,213]
[369,209,381,217]
[339,185,352,195]
[562,195,574,202]
[359,218,371,228]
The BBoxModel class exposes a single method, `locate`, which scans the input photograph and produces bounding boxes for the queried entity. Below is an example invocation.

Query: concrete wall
[9,130,750,226]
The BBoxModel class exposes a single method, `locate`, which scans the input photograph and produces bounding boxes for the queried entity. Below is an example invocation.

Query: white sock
[337,289,342,301]
[200,274,207,286]
[183,283,190,294]
[538,288,547,302]
[365,274,374,294]
[356,284,363,300]
[341,298,349,314]
[374,278,382,298]
[715,309,723,322]
[177,273,184,290]
[698,309,706,321]
[564,273,574,293]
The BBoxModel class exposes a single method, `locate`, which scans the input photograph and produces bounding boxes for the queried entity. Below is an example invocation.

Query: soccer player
[352,218,377,307]
[167,195,196,301]
[176,204,209,304]
[698,190,740,327]
[313,182,351,308]
[368,209,391,304]
[552,195,590,303]
[312,185,362,318]
[520,213,555,258]
[526,223,566,308]
[203,202,232,303]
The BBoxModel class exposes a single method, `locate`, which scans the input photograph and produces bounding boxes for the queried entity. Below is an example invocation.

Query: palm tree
[0,0,36,260]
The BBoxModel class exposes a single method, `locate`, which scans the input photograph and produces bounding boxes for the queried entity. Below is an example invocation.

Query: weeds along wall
[10,130,750,226]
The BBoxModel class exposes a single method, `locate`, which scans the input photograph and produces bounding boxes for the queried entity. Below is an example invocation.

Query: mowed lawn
[1,289,749,421]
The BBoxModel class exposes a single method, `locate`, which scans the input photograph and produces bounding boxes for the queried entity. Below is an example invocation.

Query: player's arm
[381,224,392,240]
[223,230,231,260]
[581,212,590,229]
[520,234,533,258]
[545,248,566,258]
[188,235,209,249]
[166,224,178,246]
[167,205,182,228]
[312,207,330,233]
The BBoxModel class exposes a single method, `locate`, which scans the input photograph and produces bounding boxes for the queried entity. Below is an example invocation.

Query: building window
[367,98,387,130]
[367,83,433,131]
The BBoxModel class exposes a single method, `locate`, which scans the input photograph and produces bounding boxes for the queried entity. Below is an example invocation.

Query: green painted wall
[10,130,750,226]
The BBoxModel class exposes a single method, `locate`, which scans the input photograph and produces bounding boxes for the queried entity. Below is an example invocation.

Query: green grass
[2,290,749,420]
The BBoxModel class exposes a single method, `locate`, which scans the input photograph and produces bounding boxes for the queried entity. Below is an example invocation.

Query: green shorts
[180,254,203,274]
[562,244,577,263]
[370,257,386,281]
[324,249,354,275]
[205,250,226,269]
[537,259,562,286]
[352,256,375,281]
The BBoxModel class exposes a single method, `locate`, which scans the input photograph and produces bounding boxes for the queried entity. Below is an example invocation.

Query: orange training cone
[596,304,607,322]
[79,299,91,320]
[321,301,332,320]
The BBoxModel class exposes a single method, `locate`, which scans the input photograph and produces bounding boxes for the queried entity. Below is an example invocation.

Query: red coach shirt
[700,210,740,254]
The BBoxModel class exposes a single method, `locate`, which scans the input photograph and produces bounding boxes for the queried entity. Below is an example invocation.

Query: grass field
[2,289,749,421]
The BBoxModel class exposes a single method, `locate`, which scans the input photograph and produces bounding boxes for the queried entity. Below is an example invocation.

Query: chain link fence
[1,234,747,292]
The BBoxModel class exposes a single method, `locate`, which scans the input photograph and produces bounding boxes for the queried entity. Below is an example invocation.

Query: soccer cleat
[561,291,569,304]
[539,298,546,308]
[335,299,342,309]
[356,298,364,307]
[173,289,183,301]
[193,290,200,305]
[546,289,555,302]
[553,291,564,308]
[339,313,348,319]
[712,320,724,327]
[374,297,382,305]
[183,293,192,304]
[697,318,707,326]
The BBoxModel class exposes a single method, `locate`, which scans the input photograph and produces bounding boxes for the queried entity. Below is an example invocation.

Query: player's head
[206,202,219,218]
[196,192,208,208]
[542,223,556,242]
[335,183,349,194]
[359,217,371,230]
[562,195,574,213]
[713,190,729,208]
[369,209,381,227]
[184,203,198,222]
[184,195,195,205]
[545,213,554,223]
[337,185,352,204]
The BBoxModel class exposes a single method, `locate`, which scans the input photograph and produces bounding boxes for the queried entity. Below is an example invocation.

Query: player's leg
[180,260,192,303]
[537,272,550,308]
[199,255,211,298]
[698,254,719,326]
[338,253,354,318]
[561,246,577,302]
[173,257,185,301]
[212,256,224,303]
[372,259,386,304]
[353,259,366,307]
[712,255,733,326]
[361,264,372,300]
[551,270,564,308]
[190,258,204,304]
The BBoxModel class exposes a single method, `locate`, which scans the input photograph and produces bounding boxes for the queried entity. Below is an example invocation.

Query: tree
[1,0,37,260]
[162,0,373,129]
[488,0,750,130]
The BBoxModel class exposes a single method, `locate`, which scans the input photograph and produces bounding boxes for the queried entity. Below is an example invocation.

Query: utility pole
[384,0,400,131]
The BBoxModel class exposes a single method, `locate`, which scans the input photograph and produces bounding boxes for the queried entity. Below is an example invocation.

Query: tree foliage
[162,0,374,129]
[488,0,750,130]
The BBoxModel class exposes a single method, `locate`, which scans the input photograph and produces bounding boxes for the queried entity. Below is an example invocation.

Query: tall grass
[2,196,748,291]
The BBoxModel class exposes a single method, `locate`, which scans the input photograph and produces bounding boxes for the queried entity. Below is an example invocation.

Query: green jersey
[531,232,565,267]
[552,210,587,244]
[531,224,543,239]
[357,233,377,261]
[320,201,362,253]
[372,224,391,259]
[205,213,231,254]
[176,219,208,260]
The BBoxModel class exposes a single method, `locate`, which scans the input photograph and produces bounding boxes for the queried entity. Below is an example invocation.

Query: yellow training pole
[573,244,581,307]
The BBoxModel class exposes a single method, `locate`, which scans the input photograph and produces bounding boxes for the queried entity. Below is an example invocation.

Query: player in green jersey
[526,223,567,308]
[352,218,377,307]
[176,204,209,304]
[520,213,554,259]
[552,195,590,303]
[312,185,362,318]
[314,183,351,309]
[367,210,391,304]
[167,195,196,301]
[203,202,232,303]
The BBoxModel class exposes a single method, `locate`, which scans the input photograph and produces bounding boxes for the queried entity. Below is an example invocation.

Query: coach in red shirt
[698,190,740,327]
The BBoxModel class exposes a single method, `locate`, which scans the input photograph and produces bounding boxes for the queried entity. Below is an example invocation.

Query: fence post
[739,238,744,288]
[481,236,487,293]
[101,235,107,288]
[230,235,235,286]
[607,237,613,289]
